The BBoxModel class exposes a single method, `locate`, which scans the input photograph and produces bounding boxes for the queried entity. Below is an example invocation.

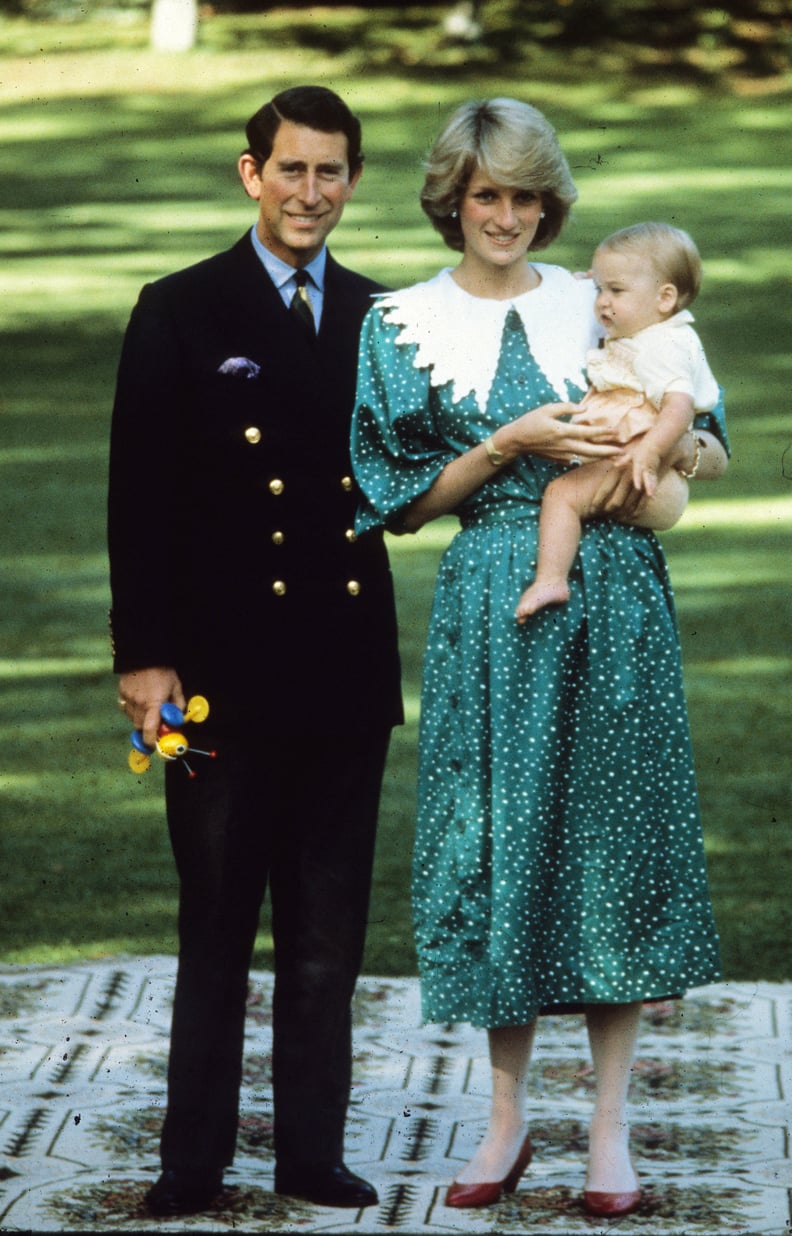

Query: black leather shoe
[274,1162,378,1208]
[146,1167,224,1215]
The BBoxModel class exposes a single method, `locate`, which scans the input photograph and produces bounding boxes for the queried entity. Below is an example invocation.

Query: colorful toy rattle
[128,695,216,778]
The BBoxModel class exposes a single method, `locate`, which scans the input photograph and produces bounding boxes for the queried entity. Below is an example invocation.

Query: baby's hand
[632,444,663,496]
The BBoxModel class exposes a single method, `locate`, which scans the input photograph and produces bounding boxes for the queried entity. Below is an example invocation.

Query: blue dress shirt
[249,225,326,328]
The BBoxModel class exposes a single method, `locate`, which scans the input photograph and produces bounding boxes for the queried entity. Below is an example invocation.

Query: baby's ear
[658,282,679,312]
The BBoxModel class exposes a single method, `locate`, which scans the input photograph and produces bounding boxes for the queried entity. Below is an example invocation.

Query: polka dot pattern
[352,292,722,1030]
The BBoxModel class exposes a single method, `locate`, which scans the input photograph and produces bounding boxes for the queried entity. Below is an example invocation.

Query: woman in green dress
[352,98,728,1217]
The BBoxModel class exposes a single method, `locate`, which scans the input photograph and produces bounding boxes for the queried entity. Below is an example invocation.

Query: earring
[540,211,546,219]
[451,209,458,218]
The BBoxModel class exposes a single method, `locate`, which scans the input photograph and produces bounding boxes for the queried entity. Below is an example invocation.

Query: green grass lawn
[0,14,790,978]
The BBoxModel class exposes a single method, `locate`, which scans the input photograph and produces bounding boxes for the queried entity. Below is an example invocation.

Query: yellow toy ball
[184,695,210,724]
[128,749,151,774]
[156,732,189,760]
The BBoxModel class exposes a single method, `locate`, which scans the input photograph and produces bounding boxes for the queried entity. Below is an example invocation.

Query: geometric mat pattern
[0,957,789,1234]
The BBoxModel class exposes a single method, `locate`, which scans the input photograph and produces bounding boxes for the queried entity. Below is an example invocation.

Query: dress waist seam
[458,504,540,530]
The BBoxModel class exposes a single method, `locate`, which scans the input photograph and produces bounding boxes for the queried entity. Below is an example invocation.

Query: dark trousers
[159,729,391,1171]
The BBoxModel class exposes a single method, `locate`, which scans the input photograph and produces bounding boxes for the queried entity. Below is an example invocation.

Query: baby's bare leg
[516,462,616,622]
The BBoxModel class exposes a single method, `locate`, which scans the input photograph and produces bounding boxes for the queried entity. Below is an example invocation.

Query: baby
[516,221,718,621]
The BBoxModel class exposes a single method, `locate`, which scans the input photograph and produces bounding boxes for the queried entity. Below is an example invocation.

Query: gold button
[272,580,286,596]
[269,479,285,496]
[341,475,353,492]
[346,580,361,596]
[345,529,357,543]
[244,426,261,444]
[272,531,285,546]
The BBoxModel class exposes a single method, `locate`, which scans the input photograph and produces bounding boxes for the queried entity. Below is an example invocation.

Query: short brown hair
[595,222,703,309]
[420,98,578,253]
[244,85,364,177]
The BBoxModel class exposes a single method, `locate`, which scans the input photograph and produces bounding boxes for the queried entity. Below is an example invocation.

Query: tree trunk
[150,0,198,52]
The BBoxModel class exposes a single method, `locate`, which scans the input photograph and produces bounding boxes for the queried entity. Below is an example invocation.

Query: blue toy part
[160,702,186,727]
[130,729,154,755]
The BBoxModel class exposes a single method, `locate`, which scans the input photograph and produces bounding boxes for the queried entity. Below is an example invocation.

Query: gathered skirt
[412,506,722,1028]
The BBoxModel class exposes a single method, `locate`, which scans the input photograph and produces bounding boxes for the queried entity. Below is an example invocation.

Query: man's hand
[117,667,186,748]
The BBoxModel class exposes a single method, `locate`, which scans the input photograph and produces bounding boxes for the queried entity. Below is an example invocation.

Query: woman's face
[457,168,544,272]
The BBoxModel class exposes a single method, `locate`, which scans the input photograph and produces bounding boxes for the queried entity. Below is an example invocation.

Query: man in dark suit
[108,86,402,1216]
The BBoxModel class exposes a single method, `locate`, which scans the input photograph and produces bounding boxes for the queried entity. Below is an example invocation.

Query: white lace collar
[376,266,595,411]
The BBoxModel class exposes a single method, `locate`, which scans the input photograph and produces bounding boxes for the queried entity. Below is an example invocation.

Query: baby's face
[591,249,676,339]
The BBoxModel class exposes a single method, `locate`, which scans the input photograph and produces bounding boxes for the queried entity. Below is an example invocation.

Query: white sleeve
[631,326,719,412]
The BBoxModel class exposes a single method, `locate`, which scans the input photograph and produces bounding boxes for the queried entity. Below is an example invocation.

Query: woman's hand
[402,401,621,533]
[589,436,670,519]
[494,402,619,466]
[590,427,729,519]
[585,453,638,518]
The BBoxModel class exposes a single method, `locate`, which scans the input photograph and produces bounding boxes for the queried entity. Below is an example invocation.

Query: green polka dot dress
[352,268,725,1029]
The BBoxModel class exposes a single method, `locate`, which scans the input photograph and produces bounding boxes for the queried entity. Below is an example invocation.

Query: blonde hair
[595,222,703,309]
[420,98,578,253]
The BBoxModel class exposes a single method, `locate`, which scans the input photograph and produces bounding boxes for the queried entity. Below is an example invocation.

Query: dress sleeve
[352,305,458,533]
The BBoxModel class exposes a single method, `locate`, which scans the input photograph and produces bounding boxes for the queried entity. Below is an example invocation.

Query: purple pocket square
[217,356,261,379]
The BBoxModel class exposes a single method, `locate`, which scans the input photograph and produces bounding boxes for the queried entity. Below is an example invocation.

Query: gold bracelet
[677,435,702,480]
[484,434,505,467]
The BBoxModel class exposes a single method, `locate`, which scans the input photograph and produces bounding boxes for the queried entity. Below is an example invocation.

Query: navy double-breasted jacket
[108,233,403,733]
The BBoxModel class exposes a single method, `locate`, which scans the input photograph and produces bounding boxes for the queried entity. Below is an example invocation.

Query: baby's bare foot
[516,579,571,622]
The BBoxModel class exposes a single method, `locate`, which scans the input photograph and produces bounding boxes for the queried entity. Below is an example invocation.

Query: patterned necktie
[290,269,315,335]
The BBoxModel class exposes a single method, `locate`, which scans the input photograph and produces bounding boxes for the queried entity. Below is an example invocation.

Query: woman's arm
[672,428,728,480]
[591,427,729,519]
[402,401,618,532]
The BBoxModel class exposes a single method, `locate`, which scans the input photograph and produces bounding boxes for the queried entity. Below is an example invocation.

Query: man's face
[239,119,361,267]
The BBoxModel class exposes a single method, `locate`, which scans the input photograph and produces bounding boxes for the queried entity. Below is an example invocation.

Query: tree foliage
[0,0,788,81]
[506,0,790,78]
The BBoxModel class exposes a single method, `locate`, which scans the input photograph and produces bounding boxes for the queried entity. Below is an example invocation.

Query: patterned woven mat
[0,958,789,1233]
